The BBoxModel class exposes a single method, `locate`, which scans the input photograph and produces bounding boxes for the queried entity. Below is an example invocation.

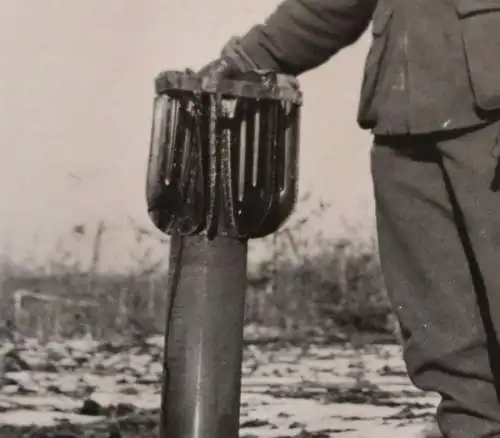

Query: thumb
[200,57,240,89]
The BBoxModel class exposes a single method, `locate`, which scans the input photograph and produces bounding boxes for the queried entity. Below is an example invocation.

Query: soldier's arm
[235,0,378,75]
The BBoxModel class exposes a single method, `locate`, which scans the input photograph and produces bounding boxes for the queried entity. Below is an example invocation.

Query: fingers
[200,57,240,89]
[195,37,297,92]
[196,61,217,77]
[195,35,263,91]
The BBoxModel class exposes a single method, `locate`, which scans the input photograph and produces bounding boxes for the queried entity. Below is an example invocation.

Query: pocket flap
[454,0,500,110]
[454,0,500,16]
[371,3,393,36]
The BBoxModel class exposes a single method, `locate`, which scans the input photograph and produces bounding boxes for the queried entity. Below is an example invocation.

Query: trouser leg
[371,121,500,438]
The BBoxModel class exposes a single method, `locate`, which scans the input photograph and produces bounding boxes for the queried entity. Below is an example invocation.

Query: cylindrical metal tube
[159,234,247,438]
[147,70,302,438]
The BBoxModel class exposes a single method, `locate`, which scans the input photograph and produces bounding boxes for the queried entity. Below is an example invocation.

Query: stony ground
[0,330,441,438]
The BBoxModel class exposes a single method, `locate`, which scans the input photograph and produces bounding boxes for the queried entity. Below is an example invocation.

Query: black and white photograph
[0,0,498,437]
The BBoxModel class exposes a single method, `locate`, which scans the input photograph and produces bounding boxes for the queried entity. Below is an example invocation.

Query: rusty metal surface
[159,234,248,438]
[146,70,302,239]
[248,100,301,238]
[155,70,302,104]
[146,70,303,438]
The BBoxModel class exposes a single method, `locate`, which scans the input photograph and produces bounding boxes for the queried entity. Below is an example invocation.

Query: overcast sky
[0,0,375,272]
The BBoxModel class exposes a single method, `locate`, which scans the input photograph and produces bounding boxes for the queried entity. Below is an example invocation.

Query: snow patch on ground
[0,334,441,437]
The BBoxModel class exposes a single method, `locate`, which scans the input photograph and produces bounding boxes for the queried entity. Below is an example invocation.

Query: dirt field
[0,334,441,438]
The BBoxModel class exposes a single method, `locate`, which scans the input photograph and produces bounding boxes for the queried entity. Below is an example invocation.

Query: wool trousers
[371,120,500,438]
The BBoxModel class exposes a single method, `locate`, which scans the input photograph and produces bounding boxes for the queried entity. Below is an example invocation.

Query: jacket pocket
[371,1,393,37]
[454,0,500,111]
[365,1,394,72]
[357,2,394,128]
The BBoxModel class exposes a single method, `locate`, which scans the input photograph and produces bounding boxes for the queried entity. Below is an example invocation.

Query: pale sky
[0,0,375,272]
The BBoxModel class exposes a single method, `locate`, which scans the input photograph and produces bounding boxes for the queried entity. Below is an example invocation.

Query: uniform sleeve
[237,0,378,75]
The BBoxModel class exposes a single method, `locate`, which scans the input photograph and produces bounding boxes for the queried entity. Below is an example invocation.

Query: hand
[196,36,299,92]
[197,57,242,89]
[197,36,259,89]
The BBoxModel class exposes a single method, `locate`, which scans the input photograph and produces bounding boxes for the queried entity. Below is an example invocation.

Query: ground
[0,332,441,438]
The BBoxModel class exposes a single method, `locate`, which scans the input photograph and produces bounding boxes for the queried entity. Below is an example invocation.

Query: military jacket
[238,0,500,134]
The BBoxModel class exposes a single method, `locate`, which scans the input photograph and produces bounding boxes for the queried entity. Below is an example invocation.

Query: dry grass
[0,196,395,344]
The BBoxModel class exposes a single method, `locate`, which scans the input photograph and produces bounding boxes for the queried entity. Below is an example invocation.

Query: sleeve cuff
[230,26,285,72]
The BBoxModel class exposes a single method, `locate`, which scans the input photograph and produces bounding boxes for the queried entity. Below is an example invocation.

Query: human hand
[197,36,259,88]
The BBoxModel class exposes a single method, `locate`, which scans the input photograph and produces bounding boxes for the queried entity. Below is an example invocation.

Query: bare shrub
[0,195,396,343]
